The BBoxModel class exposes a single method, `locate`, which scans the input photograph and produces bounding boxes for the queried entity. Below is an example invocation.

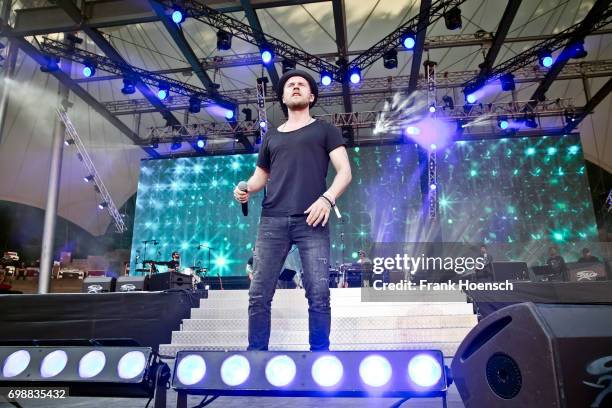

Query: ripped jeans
[248,215,331,351]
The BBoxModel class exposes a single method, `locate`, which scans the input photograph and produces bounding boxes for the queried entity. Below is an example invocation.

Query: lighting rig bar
[58,109,127,233]
[463,4,612,91]
[101,59,612,115]
[348,0,467,72]
[39,38,237,110]
[154,0,338,77]
[144,99,578,145]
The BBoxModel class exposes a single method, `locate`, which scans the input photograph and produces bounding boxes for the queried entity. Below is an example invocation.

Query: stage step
[159,288,477,359]
[182,315,478,331]
[171,327,471,345]
[159,342,462,357]
[191,303,475,319]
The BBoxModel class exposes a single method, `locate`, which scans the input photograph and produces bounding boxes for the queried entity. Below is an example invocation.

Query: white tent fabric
[0,0,610,235]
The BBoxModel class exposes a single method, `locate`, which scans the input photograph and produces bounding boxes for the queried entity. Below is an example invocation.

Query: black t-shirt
[256,120,345,217]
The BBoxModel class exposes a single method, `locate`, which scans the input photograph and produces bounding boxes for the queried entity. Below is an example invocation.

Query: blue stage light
[430,143,437,150]
[403,33,416,49]
[539,49,553,68]
[225,110,235,120]
[40,350,68,378]
[429,104,436,113]
[311,355,343,387]
[196,136,206,149]
[408,354,442,387]
[349,69,361,84]
[171,10,185,24]
[406,126,420,135]
[498,117,509,130]
[466,93,477,104]
[157,89,167,100]
[261,50,273,65]
[259,120,267,128]
[359,355,392,387]
[176,354,206,386]
[117,351,146,380]
[265,355,296,387]
[2,350,30,378]
[321,72,332,86]
[430,184,437,191]
[221,355,251,386]
[82,65,95,78]
[78,350,106,379]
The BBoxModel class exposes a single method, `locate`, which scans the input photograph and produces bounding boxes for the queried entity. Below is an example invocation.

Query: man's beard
[285,98,310,111]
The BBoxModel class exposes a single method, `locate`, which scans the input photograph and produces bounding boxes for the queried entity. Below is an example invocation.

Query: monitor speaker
[116,275,149,292]
[82,276,116,293]
[451,302,612,408]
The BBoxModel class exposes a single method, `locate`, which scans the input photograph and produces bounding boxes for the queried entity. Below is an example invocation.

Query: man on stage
[234,69,352,351]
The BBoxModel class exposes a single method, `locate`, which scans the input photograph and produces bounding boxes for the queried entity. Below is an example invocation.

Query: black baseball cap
[277,69,319,111]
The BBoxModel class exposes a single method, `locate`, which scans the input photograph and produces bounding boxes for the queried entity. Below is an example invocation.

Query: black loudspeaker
[116,275,149,292]
[492,261,528,281]
[451,302,612,408]
[82,276,116,293]
[149,272,193,291]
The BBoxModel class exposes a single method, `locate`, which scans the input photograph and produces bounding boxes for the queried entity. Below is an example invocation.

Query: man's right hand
[234,184,249,203]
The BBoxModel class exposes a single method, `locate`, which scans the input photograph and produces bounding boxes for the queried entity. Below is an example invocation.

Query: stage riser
[182,315,478,331]
[191,304,474,319]
[159,342,461,356]
[171,328,472,345]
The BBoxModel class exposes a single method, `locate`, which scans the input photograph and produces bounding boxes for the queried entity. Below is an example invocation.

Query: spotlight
[171,138,182,151]
[321,71,333,86]
[500,73,515,91]
[82,60,96,78]
[282,59,296,73]
[40,55,60,72]
[98,202,108,210]
[225,110,235,120]
[265,355,296,387]
[359,355,392,387]
[349,68,361,84]
[383,49,398,69]
[220,355,250,386]
[188,96,201,114]
[261,49,273,65]
[171,8,185,24]
[216,30,232,50]
[430,184,437,191]
[121,78,136,95]
[498,116,509,130]
[3,350,30,377]
[176,354,206,386]
[408,354,442,387]
[444,6,462,30]
[242,108,253,121]
[429,104,436,113]
[524,113,538,128]
[539,49,553,68]
[259,120,267,129]
[442,95,454,110]
[196,136,206,149]
[464,87,477,104]
[406,126,420,136]
[40,350,68,378]
[157,82,169,100]
[570,40,587,59]
[564,109,576,125]
[311,355,343,387]
[83,175,94,183]
[402,31,416,49]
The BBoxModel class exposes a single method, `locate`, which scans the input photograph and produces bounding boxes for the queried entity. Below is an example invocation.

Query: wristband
[320,195,335,208]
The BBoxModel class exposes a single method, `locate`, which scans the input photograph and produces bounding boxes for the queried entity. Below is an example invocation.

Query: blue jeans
[248,216,331,351]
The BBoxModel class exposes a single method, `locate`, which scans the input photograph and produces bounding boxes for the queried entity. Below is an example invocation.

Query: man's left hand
[304,197,332,227]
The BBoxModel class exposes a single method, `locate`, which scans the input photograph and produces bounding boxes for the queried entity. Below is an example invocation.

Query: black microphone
[238,181,248,216]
